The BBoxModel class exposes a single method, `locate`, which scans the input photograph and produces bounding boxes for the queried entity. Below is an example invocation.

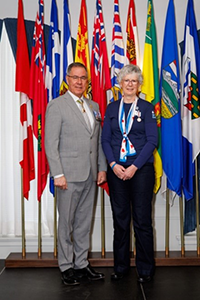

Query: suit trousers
[57,171,96,272]
[108,163,155,276]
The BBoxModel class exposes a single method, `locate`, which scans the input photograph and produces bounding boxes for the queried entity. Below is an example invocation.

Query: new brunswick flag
[75,0,91,98]
[141,0,162,193]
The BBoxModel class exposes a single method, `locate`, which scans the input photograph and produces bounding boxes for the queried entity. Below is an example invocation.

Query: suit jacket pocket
[59,151,78,158]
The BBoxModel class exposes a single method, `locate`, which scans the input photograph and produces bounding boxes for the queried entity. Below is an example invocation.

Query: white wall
[0,0,200,258]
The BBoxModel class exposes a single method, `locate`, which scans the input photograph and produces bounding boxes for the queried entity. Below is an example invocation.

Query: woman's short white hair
[117,64,143,85]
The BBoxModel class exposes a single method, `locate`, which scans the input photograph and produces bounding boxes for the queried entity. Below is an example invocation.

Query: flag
[15,0,35,200]
[126,0,140,65]
[91,0,111,121]
[46,0,60,102]
[160,0,182,198]
[181,0,200,200]
[110,0,126,102]
[75,0,91,98]
[29,0,49,201]
[141,0,162,193]
[46,0,60,195]
[91,0,111,195]
[60,0,73,94]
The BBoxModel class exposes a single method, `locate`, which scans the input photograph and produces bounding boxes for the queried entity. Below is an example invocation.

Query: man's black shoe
[75,264,105,281]
[137,275,152,283]
[111,272,124,280]
[61,268,80,286]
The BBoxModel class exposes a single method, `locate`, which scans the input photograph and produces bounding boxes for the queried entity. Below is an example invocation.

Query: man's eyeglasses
[67,75,88,81]
[123,79,138,85]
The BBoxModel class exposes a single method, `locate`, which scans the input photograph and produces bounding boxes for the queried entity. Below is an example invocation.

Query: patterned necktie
[77,99,92,132]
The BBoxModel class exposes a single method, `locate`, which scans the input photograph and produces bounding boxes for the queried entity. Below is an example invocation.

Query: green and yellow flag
[75,0,91,98]
[141,0,162,193]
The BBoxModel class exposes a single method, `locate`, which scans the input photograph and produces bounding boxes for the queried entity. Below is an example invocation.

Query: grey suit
[45,91,107,271]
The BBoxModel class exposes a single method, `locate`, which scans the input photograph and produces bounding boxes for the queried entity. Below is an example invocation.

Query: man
[45,62,107,286]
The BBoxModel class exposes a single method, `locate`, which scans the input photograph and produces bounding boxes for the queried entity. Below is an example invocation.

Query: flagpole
[38,201,42,257]
[130,223,136,257]
[165,188,170,257]
[101,189,105,258]
[54,187,57,257]
[195,159,200,256]
[130,224,133,253]
[133,231,136,257]
[179,196,185,256]
[21,169,26,257]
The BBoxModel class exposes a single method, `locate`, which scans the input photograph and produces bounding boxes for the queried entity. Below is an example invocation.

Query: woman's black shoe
[111,272,124,280]
[137,275,152,283]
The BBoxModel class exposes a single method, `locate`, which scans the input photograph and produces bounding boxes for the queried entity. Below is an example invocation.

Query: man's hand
[97,171,107,185]
[54,176,68,190]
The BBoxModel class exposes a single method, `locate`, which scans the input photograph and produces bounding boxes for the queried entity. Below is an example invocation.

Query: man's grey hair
[67,62,88,76]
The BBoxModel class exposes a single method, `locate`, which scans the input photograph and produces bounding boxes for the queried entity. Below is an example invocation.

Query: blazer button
[90,151,92,154]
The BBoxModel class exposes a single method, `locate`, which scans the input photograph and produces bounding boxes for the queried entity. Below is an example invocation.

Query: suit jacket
[45,91,107,182]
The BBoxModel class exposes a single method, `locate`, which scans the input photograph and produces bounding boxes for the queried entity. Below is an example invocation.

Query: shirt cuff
[54,174,64,179]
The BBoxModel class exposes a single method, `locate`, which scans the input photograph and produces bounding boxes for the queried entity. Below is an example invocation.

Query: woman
[102,64,158,283]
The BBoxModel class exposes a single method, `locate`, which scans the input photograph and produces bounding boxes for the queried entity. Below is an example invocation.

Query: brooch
[93,110,102,121]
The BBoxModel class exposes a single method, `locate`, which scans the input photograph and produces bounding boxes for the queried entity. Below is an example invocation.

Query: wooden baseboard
[5,251,200,268]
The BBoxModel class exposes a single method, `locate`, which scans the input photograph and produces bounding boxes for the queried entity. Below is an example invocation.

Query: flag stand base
[5,251,200,268]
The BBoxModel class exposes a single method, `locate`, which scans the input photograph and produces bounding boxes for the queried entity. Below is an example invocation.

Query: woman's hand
[111,162,126,179]
[122,164,138,181]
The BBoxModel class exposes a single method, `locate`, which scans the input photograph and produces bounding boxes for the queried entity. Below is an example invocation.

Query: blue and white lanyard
[118,98,138,162]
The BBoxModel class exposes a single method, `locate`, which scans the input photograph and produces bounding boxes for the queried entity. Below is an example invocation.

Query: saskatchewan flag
[141,0,162,193]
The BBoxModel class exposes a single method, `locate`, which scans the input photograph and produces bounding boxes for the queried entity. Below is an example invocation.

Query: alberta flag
[160,0,182,197]
[181,0,200,200]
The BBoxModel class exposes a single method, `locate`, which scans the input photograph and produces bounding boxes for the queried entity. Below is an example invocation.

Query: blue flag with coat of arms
[160,0,182,198]
[181,0,200,200]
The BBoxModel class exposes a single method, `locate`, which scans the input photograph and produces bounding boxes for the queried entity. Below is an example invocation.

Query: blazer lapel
[84,98,97,135]
[65,92,92,132]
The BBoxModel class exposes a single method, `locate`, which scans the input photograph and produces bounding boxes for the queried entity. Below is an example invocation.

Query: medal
[137,111,141,122]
